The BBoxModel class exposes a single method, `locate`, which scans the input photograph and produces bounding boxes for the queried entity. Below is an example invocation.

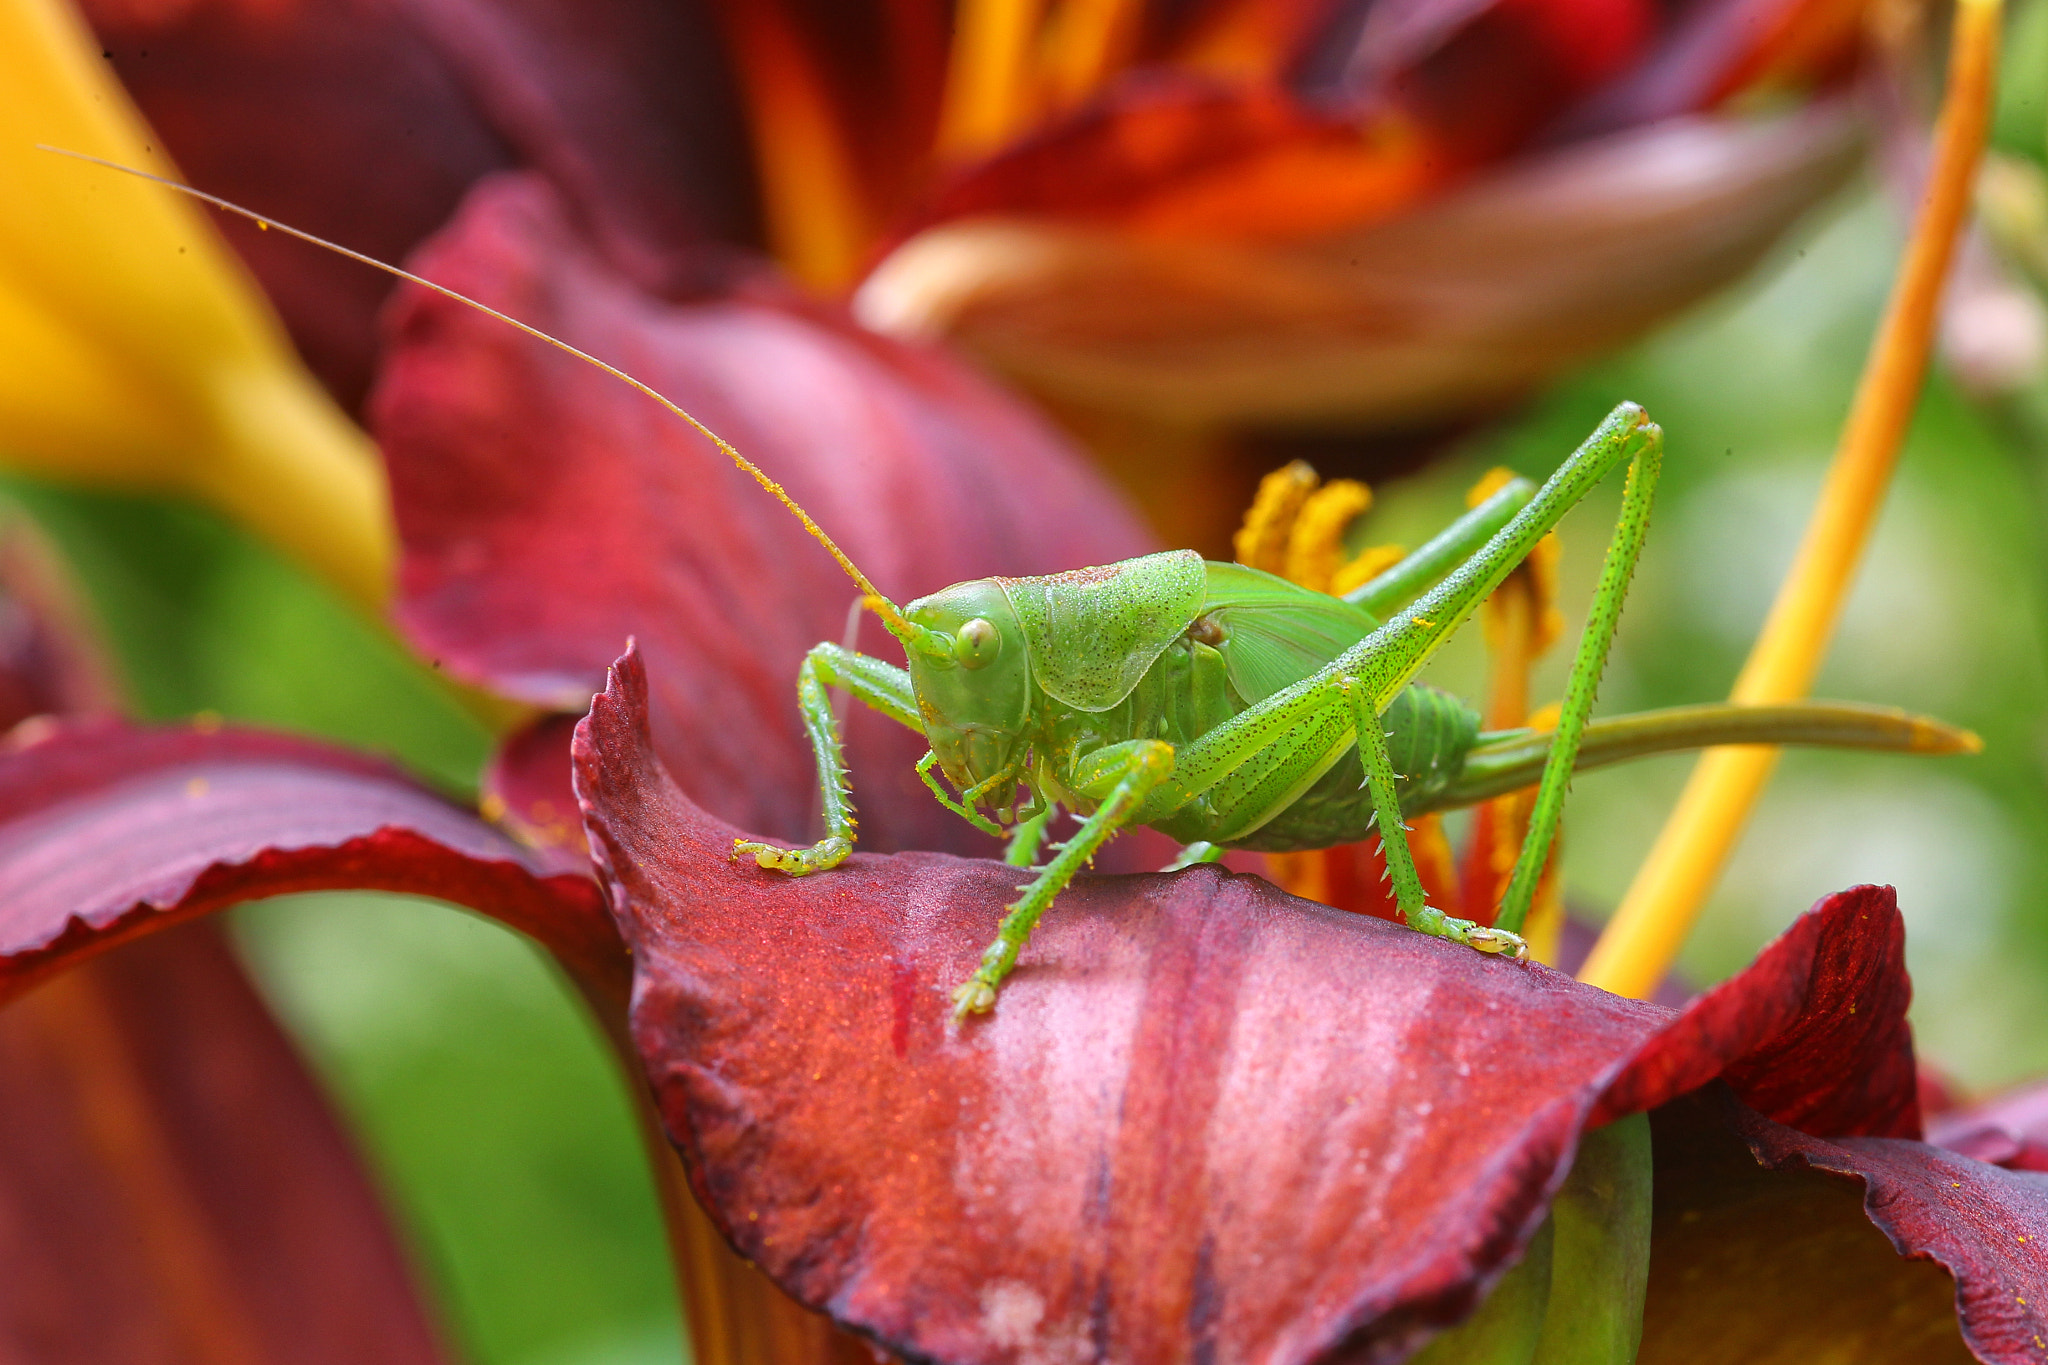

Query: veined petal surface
[577,644,2039,1365]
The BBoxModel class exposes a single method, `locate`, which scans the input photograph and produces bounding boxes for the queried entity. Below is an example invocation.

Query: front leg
[954,739,1174,1019]
[734,643,920,876]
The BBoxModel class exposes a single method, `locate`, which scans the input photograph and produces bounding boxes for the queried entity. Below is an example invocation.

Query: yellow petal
[0,0,393,609]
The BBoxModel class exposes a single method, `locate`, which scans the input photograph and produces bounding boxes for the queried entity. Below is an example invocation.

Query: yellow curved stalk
[1579,0,2003,998]
[0,0,392,609]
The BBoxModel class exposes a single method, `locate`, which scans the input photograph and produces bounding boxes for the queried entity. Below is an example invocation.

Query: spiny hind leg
[1346,681,1527,960]
[954,739,1174,1020]
[1494,425,1662,933]
[734,643,918,877]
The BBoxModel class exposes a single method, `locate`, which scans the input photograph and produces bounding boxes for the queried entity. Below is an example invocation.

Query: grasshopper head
[902,579,1032,813]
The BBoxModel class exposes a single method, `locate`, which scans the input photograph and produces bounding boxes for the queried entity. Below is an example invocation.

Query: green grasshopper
[59,152,1977,1021]
[724,401,1974,1017]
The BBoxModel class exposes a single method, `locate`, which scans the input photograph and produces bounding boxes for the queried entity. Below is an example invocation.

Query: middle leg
[954,739,1174,1019]
[1346,680,1527,958]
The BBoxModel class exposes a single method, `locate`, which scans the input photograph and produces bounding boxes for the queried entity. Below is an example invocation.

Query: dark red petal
[0,515,123,727]
[482,713,591,877]
[0,921,449,1363]
[575,645,1946,1363]
[901,0,1848,246]
[863,105,1862,438]
[1724,1097,2048,1364]
[82,0,755,408]
[0,718,618,1006]
[374,172,1152,858]
[1593,882,1918,1140]
[1641,1091,1979,1364]
[1929,1079,2048,1173]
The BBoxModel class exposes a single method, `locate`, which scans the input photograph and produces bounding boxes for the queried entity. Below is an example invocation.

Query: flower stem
[1579,0,2004,999]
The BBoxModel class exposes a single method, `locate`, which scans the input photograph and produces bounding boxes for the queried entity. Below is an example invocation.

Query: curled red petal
[375,172,1152,858]
[863,106,1862,434]
[0,514,123,726]
[0,718,618,1006]
[1641,1090,1982,1363]
[0,922,449,1363]
[575,644,1957,1362]
[1724,1097,2048,1364]
[1593,882,1918,1139]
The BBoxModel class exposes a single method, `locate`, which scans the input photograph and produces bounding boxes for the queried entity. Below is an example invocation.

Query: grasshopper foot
[731,835,851,877]
[1405,904,1530,961]
[950,974,997,1021]
[951,935,1018,1022]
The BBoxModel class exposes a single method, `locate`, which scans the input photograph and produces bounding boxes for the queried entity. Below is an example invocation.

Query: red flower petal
[1640,1090,1983,1363]
[0,516,123,726]
[574,644,1959,1362]
[1726,1096,2048,1364]
[1591,881,1917,1139]
[482,713,593,877]
[80,0,756,407]
[1931,1081,2048,1173]
[899,0,1850,245]
[0,922,449,1363]
[373,172,1152,857]
[0,718,617,1005]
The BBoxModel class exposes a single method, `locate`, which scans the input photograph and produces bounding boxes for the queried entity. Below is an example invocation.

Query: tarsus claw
[951,976,996,1021]
[1465,925,1530,960]
[1407,904,1530,961]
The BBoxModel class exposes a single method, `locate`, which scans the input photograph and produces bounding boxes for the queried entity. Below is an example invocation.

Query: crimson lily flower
[0,1,2040,1361]
[0,165,2038,1358]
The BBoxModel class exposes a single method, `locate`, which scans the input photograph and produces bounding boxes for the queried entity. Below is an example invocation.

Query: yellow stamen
[1233,459,1318,573]
[1579,0,2003,999]
[1283,478,1371,592]
[938,0,1045,160]
[719,6,871,290]
[1039,0,1140,108]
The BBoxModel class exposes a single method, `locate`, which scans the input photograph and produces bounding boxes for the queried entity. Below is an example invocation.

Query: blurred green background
[5,6,2047,1361]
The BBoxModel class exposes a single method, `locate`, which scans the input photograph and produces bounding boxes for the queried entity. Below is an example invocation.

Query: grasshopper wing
[1201,562,1380,706]
[999,551,1208,712]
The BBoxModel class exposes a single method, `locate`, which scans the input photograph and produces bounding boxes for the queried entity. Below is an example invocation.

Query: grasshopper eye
[954,617,1001,669]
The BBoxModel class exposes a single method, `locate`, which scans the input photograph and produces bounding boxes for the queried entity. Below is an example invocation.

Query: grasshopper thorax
[903,579,1034,811]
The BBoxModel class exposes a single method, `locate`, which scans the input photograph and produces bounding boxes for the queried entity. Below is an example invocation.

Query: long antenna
[38,144,924,643]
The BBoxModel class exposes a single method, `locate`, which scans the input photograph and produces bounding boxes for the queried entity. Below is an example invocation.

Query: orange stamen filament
[1577,0,2003,998]
[938,0,1044,159]
[1039,0,1139,108]
[719,7,871,291]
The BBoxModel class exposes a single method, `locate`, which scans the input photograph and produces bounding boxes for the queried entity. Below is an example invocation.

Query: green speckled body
[1011,561,1481,851]
[741,403,1673,1013]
